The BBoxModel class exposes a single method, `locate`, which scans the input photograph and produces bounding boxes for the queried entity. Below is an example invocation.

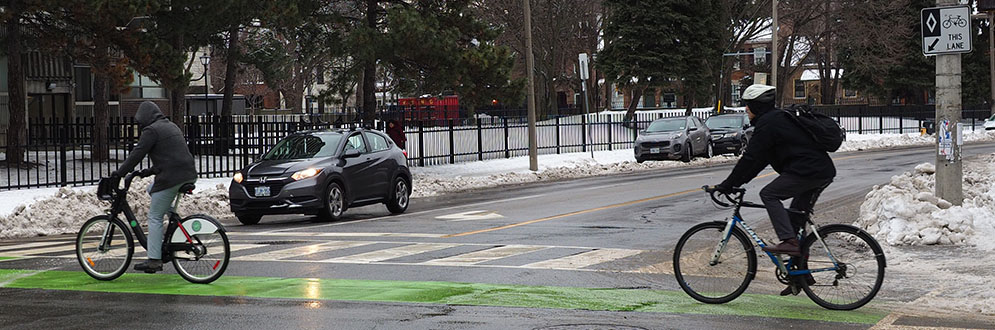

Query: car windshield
[646,119,686,132]
[706,116,744,129]
[262,134,343,160]
[989,114,995,121]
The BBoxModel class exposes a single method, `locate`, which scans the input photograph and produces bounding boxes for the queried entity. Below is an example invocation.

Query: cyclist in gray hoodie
[113,101,197,273]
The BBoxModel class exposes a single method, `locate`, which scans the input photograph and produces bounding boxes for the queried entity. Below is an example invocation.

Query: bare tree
[776,0,908,104]
[472,0,602,116]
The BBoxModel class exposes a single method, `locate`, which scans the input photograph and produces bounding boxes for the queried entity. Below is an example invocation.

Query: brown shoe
[763,238,801,257]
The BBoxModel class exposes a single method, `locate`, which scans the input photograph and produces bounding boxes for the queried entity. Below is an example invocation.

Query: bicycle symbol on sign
[942,14,968,29]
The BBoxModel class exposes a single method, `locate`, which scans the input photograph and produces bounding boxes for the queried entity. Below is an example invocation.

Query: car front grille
[640,141,670,148]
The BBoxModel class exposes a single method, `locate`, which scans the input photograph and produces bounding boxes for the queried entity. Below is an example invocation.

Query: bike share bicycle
[672,186,885,310]
[75,169,230,284]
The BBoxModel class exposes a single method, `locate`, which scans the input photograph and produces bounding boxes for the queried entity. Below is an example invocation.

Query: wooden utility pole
[524,0,538,171]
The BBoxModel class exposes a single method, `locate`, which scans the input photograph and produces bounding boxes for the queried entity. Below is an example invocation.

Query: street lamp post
[200,54,210,117]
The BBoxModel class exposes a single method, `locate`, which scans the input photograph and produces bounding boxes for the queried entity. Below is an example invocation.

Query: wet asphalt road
[3,143,995,329]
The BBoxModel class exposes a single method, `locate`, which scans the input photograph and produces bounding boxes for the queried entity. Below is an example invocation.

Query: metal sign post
[579,53,593,159]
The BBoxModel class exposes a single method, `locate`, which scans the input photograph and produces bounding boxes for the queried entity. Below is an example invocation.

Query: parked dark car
[229,128,411,225]
[634,116,712,163]
[705,113,754,155]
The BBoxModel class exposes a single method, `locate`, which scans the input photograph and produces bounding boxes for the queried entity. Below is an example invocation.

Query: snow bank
[855,155,995,250]
[837,130,995,152]
[0,178,232,239]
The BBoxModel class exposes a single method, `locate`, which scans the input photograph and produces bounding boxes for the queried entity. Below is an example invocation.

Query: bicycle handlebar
[702,185,746,208]
[117,169,157,194]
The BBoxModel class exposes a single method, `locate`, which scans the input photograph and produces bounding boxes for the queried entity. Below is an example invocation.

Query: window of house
[643,93,656,108]
[731,83,741,103]
[844,89,857,98]
[794,79,805,99]
[754,47,767,65]
[74,66,93,101]
[127,72,166,99]
[662,93,676,108]
[316,66,325,85]
[733,60,741,70]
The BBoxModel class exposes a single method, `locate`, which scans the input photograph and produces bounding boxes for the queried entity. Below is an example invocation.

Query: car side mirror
[743,124,751,129]
[342,149,362,159]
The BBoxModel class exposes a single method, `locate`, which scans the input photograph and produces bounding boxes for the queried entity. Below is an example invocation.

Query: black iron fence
[0,106,990,190]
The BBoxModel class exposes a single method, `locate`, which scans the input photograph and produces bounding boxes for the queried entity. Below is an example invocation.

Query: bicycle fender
[170,218,220,243]
[807,224,887,268]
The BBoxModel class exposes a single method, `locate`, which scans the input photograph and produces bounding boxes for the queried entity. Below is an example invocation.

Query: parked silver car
[634,116,712,163]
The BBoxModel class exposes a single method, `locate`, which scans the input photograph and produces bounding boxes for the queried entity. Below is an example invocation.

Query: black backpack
[785,104,845,152]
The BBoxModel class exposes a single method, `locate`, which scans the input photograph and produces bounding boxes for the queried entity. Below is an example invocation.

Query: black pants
[759,174,833,241]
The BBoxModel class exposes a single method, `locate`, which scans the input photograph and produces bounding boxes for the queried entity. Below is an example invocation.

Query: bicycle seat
[179,183,196,194]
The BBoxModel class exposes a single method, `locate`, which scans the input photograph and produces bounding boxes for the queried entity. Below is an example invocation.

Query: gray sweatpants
[146,181,195,259]
[759,174,832,241]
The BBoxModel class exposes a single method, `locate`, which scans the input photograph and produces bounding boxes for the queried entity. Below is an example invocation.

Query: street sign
[578,53,590,80]
[922,5,972,56]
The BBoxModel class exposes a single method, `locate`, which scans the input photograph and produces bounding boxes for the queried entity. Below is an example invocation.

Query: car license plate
[255,186,271,197]
[650,148,661,154]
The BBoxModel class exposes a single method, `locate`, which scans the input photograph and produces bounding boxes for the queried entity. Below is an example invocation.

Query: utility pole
[771,0,778,90]
[524,0,538,171]
[933,0,964,205]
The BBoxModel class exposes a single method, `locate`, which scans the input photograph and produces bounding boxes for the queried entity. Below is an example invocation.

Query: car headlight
[291,168,321,181]
[233,172,244,184]
[723,132,739,139]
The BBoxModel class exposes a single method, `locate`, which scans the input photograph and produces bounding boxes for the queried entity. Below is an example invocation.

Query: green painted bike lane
[0,268,885,325]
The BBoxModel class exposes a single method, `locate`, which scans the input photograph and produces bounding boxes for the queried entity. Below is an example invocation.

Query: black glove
[714,183,736,194]
[110,171,122,179]
[137,168,157,177]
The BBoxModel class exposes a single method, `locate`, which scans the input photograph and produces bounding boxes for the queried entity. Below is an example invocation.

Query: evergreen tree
[598,0,724,122]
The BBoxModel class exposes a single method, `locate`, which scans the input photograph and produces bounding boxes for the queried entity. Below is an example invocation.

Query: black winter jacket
[114,102,197,193]
[720,109,836,187]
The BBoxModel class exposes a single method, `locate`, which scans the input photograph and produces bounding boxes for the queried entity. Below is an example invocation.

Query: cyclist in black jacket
[714,85,836,257]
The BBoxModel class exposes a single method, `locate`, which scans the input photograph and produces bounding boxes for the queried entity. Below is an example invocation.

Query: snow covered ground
[2,131,994,240]
[855,155,995,315]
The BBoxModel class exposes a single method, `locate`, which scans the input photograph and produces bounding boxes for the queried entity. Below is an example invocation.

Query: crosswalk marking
[229,232,446,238]
[322,243,458,263]
[422,245,547,266]
[0,241,66,253]
[521,248,642,269]
[0,239,652,273]
[234,241,373,261]
[1,243,78,256]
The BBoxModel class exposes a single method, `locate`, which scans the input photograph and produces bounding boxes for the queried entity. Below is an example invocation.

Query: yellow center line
[445,152,869,238]
[442,188,703,238]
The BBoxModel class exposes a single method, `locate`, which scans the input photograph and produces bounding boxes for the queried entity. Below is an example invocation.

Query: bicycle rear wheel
[673,221,757,304]
[76,215,134,281]
[799,224,885,310]
[170,215,230,284]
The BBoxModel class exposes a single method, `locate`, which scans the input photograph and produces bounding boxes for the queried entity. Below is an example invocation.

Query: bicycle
[942,15,968,28]
[672,186,885,310]
[75,169,230,284]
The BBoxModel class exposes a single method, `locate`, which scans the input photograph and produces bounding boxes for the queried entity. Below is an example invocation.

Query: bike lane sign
[922,5,972,56]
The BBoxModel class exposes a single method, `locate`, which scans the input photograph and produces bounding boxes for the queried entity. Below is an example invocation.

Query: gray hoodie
[114,101,197,193]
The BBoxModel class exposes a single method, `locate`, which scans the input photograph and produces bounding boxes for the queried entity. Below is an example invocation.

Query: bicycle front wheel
[799,224,885,310]
[170,215,230,284]
[673,221,757,304]
[76,215,134,281]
